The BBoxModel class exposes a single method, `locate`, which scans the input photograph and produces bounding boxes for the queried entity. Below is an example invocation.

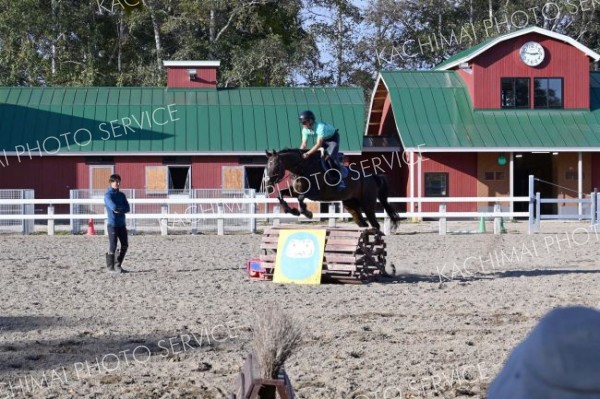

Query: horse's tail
[373,175,400,229]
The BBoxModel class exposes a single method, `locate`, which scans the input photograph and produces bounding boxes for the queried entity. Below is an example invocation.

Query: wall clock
[520,41,545,67]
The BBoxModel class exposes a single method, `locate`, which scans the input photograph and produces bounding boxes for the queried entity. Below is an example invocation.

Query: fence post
[328,203,336,228]
[160,204,168,236]
[535,192,541,233]
[250,195,257,234]
[273,205,280,226]
[47,205,55,236]
[130,190,136,235]
[69,190,74,234]
[528,175,535,234]
[591,189,597,227]
[439,204,446,235]
[217,203,224,236]
[493,204,501,235]
[590,188,598,226]
[191,205,198,235]
[596,191,600,226]
[20,190,27,235]
[104,211,108,236]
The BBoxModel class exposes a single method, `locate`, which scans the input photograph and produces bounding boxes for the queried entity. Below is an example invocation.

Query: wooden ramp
[258,225,388,283]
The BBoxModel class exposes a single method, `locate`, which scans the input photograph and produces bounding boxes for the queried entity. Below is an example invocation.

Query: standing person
[298,110,346,190]
[104,174,130,273]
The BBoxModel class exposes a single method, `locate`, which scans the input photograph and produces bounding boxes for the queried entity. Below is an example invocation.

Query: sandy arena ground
[0,220,599,399]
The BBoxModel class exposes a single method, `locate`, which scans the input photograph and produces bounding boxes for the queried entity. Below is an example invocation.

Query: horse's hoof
[304,211,313,219]
[290,209,301,216]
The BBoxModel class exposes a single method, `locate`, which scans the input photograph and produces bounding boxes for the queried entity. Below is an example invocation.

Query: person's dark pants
[107,225,128,255]
[322,131,345,189]
[323,131,340,162]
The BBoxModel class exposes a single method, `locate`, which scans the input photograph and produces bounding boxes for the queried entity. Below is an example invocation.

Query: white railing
[0,196,530,235]
[2,175,597,235]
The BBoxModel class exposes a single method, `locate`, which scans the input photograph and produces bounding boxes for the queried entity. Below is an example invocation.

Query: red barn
[0,61,365,208]
[365,26,600,215]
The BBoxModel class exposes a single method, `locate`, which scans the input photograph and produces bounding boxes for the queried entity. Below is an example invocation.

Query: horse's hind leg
[343,199,368,228]
[361,194,381,231]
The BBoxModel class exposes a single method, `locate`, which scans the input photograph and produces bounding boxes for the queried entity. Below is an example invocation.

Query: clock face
[520,41,545,67]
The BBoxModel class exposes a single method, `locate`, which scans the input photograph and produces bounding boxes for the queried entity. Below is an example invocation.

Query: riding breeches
[323,130,340,161]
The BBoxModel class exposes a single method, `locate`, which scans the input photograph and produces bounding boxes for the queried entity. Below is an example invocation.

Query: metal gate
[0,189,34,234]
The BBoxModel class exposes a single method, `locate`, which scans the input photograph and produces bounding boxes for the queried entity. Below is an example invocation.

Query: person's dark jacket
[104,187,130,227]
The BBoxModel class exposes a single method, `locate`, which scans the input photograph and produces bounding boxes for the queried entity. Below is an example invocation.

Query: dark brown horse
[265,149,400,232]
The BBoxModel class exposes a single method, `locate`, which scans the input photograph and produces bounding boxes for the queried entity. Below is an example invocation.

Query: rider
[298,110,346,190]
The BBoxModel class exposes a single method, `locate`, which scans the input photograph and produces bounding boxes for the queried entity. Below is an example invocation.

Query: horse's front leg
[298,195,313,219]
[278,194,300,216]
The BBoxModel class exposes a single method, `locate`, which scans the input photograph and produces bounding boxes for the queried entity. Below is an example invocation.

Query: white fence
[0,195,530,235]
[1,175,597,235]
[69,189,255,234]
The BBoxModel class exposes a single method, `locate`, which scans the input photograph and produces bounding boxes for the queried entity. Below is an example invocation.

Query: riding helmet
[298,110,315,123]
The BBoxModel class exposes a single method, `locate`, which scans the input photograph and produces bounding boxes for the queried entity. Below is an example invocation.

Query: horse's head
[265,150,285,186]
[265,149,306,187]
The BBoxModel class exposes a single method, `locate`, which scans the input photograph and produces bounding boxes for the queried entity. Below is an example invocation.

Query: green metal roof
[380,70,600,151]
[0,87,365,155]
[434,35,497,70]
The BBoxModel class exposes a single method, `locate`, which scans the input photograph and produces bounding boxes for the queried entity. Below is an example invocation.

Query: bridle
[267,152,308,185]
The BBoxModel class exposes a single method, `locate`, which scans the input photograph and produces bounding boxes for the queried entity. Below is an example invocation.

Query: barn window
[501,78,529,108]
[146,166,168,194]
[90,165,114,190]
[534,78,563,108]
[565,170,585,180]
[425,173,448,197]
[484,171,505,181]
[146,166,190,193]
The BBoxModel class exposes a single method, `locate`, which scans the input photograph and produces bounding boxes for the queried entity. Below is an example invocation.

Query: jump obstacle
[251,225,391,283]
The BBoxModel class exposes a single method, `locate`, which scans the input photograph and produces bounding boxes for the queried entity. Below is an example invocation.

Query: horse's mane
[277,148,306,154]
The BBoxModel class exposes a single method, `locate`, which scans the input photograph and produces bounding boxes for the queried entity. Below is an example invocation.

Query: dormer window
[501,78,530,108]
[501,77,564,109]
[534,78,563,108]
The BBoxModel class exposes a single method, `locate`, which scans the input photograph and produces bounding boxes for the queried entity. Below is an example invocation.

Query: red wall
[469,33,590,109]
[457,69,475,106]
[0,155,241,196]
[0,156,81,199]
[191,156,239,188]
[416,152,478,212]
[166,67,217,89]
[0,153,477,213]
